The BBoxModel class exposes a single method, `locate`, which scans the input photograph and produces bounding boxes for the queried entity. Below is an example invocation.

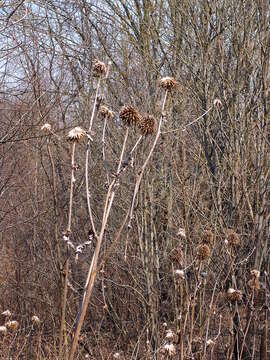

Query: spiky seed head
[196,244,211,261]
[139,115,157,135]
[162,343,176,356]
[169,247,184,266]
[177,227,186,238]
[93,60,107,76]
[165,329,175,340]
[67,127,86,142]
[174,269,185,279]
[251,269,260,278]
[2,310,11,317]
[41,123,51,132]
[6,320,19,331]
[227,229,240,246]
[201,230,214,245]
[99,105,114,119]
[31,315,40,325]
[227,288,242,302]
[0,326,7,335]
[159,77,177,90]
[119,105,142,126]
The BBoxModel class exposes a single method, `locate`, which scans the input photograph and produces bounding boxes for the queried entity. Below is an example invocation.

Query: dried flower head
[169,247,184,266]
[227,229,240,246]
[99,105,114,119]
[227,288,242,302]
[159,77,177,90]
[165,329,175,340]
[177,227,186,238]
[41,123,51,132]
[119,105,142,126]
[67,127,86,142]
[2,310,11,317]
[139,115,157,135]
[31,315,40,325]
[6,320,19,331]
[196,244,211,261]
[93,60,107,76]
[163,343,176,356]
[251,269,260,278]
[113,353,121,359]
[213,98,222,107]
[201,230,214,245]
[206,339,215,347]
[0,326,7,335]
[174,269,185,279]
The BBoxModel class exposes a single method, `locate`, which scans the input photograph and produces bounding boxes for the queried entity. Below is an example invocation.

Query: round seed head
[67,127,86,142]
[250,269,260,278]
[213,98,222,107]
[227,229,240,246]
[227,288,242,302]
[0,326,7,335]
[159,77,177,90]
[174,269,185,279]
[162,343,176,356]
[139,115,157,135]
[119,105,142,126]
[93,60,107,77]
[201,230,214,245]
[6,320,19,331]
[169,247,184,266]
[196,244,211,261]
[31,315,40,325]
[41,123,51,132]
[99,105,114,119]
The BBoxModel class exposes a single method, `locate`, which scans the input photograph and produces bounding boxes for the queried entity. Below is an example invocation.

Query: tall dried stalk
[59,141,76,360]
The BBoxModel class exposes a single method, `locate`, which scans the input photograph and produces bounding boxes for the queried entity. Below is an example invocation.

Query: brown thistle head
[67,127,86,142]
[227,288,242,302]
[93,60,107,77]
[99,105,114,120]
[159,77,177,90]
[119,105,142,127]
[196,244,211,261]
[201,230,214,245]
[139,115,157,135]
[226,229,240,247]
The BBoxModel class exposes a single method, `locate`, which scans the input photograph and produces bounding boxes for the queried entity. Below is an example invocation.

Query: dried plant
[93,60,107,77]
[159,76,177,90]
[139,115,157,135]
[196,244,211,261]
[119,105,142,127]
[226,229,240,246]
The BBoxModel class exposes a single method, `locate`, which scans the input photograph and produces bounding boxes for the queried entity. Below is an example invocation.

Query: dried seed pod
[0,326,7,335]
[139,115,157,135]
[196,244,211,261]
[6,320,19,331]
[162,343,176,357]
[201,230,214,245]
[99,105,114,119]
[250,269,260,279]
[93,60,107,76]
[227,288,242,302]
[169,247,184,266]
[41,123,51,132]
[159,77,177,90]
[67,127,86,142]
[227,229,240,246]
[119,105,142,126]
[31,315,40,325]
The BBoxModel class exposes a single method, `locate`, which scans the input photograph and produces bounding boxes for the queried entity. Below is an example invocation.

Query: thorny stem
[128,90,168,227]
[59,141,76,360]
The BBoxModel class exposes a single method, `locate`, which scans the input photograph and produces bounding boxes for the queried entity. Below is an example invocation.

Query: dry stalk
[59,141,76,360]
[68,128,129,360]
[128,90,168,227]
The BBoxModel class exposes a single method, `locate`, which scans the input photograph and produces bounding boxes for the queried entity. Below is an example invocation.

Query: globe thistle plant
[159,76,177,90]
[119,105,142,127]
[139,115,157,135]
[93,60,107,77]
